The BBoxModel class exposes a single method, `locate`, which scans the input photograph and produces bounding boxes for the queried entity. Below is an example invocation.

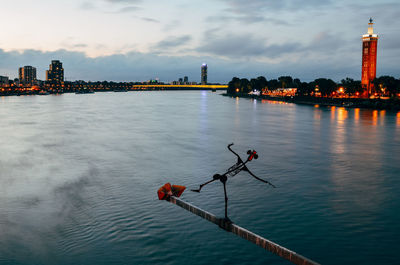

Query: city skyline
[0,0,399,82]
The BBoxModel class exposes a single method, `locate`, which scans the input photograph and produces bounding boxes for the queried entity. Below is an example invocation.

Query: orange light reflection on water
[261,99,288,105]
[331,106,336,120]
[314,109,321,120]
[337,107,348,124]
[372,110,378,126]
[397,112,400,127]
[354,108,360,123]
[380,110,386,126]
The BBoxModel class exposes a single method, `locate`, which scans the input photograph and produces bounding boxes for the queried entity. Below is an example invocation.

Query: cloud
[80,2,96,10]
[210,0,332,25]
[73,43,88,48]
[306,31,349,54]
[196,29,302,59]
[207,14,289,25]
[62,42,89,49]
[140,17,160,23]
[162,19,180,31]
[105,0,142,3]
[0,37,398,84]
[82,0,142,13]
[152,35,192,51]
[220,0,332,13]
[0,48,204,82]
[115,6,141,13]
[195,28,355,61]
[207,10,266,25]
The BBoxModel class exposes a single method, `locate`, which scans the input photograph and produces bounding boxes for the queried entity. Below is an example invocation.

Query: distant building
[148,79,159,84]
[201,63,207,85]
[179,78,183,85]
[46,60,64,85]
[18,66,37,85]
[361,18,378,97]
[184,76,188,84]
[0,76,9,86]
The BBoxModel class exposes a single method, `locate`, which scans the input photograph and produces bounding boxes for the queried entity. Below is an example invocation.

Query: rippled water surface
[1,92,399,264]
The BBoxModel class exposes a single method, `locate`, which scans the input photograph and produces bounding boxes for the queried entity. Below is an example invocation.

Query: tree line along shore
[225,76,400,111]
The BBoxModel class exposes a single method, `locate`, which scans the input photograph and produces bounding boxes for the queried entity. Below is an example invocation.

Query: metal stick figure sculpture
[191,143,275,220]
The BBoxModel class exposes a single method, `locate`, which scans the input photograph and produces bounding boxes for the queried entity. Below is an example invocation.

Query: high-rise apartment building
[46,60,64,85]
[361,18,378,97]
[18,66,37,85]
[201,64,207,85]
[0,76,9,86]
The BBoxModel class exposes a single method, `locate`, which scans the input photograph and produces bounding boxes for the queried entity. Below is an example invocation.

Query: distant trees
[227,77,240,94]
[278,76,293,88]
[373,76,400,97]
[226,75,307,95]
[226,74,400,98]
[340,78,362,95]
[297,82,313,96]
[228,76,267,94]
[250,76,268,92]
[310,78,337,97]
[227,77,249,94]
[267,79,280,90]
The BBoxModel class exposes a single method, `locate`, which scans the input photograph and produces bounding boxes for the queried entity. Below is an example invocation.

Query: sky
[0,0,399,83]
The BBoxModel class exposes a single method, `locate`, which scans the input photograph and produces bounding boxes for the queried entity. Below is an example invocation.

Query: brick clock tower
[361,18,378,97]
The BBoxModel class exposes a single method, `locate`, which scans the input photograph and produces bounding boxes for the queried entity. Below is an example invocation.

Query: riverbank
[223,93,400,111]
[0,87,224,97]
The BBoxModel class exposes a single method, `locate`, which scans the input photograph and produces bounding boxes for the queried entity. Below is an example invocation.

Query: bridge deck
[130,84,227,89]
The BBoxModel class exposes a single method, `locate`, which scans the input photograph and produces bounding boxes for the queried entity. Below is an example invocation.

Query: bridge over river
[130,84,228,90]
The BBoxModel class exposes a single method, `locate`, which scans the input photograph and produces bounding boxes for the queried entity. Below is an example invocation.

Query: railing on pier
[167,196,320,265]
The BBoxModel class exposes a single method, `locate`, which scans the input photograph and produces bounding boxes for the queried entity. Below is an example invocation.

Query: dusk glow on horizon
[1,0,399,82]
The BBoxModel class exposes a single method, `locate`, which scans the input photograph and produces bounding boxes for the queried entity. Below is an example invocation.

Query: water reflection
[1,93,399,265]
[330,106,336,120]
[260,99,289,105]
[332,107,347,155]
[234,97,240,127]
[337,107,348,125]
[251,98,257,109]
[354,108,360,124]
[329,107,389,225]
[200,90,207,114]
[397,112,400,127]
[356,109,388,128]
[372,110,378,126]
[313,107,321,121]
[380,110,386,126]
[312,107,322,151]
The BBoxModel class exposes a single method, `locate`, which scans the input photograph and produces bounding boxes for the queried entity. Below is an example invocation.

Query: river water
[0,91,399,265]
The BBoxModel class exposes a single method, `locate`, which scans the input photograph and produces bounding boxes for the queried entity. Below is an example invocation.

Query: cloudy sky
[0,0,399,83]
